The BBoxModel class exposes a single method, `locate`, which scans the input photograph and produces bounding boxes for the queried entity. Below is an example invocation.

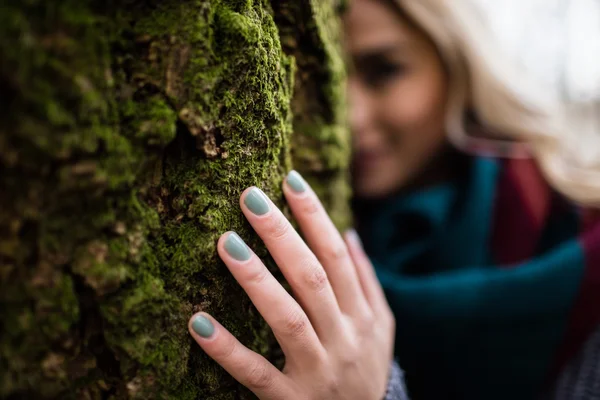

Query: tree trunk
[0,0,350,399]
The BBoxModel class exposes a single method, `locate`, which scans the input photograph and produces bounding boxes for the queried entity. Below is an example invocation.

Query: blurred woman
[187,1,600,399]
[347,0,600,398]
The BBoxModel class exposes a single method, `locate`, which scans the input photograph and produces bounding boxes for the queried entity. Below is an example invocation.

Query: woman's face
[345,0,450,198]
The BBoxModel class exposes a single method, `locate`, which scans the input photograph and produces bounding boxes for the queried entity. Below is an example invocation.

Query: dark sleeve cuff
[384,360,410,400]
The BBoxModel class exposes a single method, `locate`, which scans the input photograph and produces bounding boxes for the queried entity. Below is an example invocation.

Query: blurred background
[474,0,600,160]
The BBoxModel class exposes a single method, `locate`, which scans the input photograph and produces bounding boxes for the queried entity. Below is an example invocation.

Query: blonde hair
[394,0,600,206]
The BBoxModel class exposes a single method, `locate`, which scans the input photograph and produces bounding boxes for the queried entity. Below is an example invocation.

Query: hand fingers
[217,232,324,362]
[239,186,343,339]
[283,171,371,319]
[345,230,396,357]
[188,313,292,400]
[344,230,392,320]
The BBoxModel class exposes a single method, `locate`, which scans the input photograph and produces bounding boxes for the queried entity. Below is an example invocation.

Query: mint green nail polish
[192,315,214,338]
[244,187,270,215]
[287,170,306,193]
[224,232,251,261]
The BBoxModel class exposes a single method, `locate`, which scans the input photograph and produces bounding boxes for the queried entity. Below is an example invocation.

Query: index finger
[188,313,292,399]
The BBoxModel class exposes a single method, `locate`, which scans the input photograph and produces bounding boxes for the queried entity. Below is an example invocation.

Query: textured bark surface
[0,0,349,399]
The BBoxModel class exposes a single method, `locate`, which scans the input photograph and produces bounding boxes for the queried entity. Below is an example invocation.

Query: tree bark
[0,0,349,399]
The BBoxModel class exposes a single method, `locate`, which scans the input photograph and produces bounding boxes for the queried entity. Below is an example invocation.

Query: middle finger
[283,171,372,319]
[239,187,344,339]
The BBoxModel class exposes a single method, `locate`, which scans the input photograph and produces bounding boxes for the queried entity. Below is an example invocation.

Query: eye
[362,60,407,89]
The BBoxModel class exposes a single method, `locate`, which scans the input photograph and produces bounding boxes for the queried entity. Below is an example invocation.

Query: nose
[348,79,373,136]
[348,79,380,150]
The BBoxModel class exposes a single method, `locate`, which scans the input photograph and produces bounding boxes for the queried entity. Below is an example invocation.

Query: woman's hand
[188,171,396,400]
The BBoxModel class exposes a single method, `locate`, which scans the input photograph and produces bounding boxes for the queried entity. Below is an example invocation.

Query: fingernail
[192,315,215,338]
[244,187,270,215]
[224,232,251,261]
[346,229,363,248]
[286,170,307,193]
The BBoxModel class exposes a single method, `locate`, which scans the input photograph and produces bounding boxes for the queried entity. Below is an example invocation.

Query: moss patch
[272,0,352,230]
[0,0,349,398]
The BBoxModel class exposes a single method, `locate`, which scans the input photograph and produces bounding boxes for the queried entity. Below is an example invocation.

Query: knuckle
[335,343,361,377]
[342,339,360,362]
[340,355,360,372]
[358,312,376,333]
[245,265,269,286]
[265,214,290,241]
[244,360,274,390]
[301,197,320,215]
[213,335,236,361]
[301,259,329,293]
[281,307,309,338]
[322,373,341,396]
[322,243,349,264]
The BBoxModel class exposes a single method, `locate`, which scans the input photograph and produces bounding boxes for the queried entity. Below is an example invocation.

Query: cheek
[372,72,449,187]
[380,74,447,135]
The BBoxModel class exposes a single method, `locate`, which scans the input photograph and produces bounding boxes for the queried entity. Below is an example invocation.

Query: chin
[352,177,402,200]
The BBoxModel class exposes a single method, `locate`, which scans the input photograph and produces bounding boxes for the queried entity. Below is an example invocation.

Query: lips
[353,150,384,170]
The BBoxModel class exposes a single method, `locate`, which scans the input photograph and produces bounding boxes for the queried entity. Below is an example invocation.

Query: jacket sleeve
[384,360,410,400]
[546,323,600,400]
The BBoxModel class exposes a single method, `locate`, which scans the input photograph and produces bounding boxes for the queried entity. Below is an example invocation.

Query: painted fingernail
[192,315,215,338]
[286,170,307,193]
[244,187,270,215]
[346,229,363,248]
[224,232,251,261]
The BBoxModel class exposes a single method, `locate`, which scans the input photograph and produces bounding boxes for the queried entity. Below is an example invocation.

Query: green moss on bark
[0,0,350,398]
[273,0,352,229]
